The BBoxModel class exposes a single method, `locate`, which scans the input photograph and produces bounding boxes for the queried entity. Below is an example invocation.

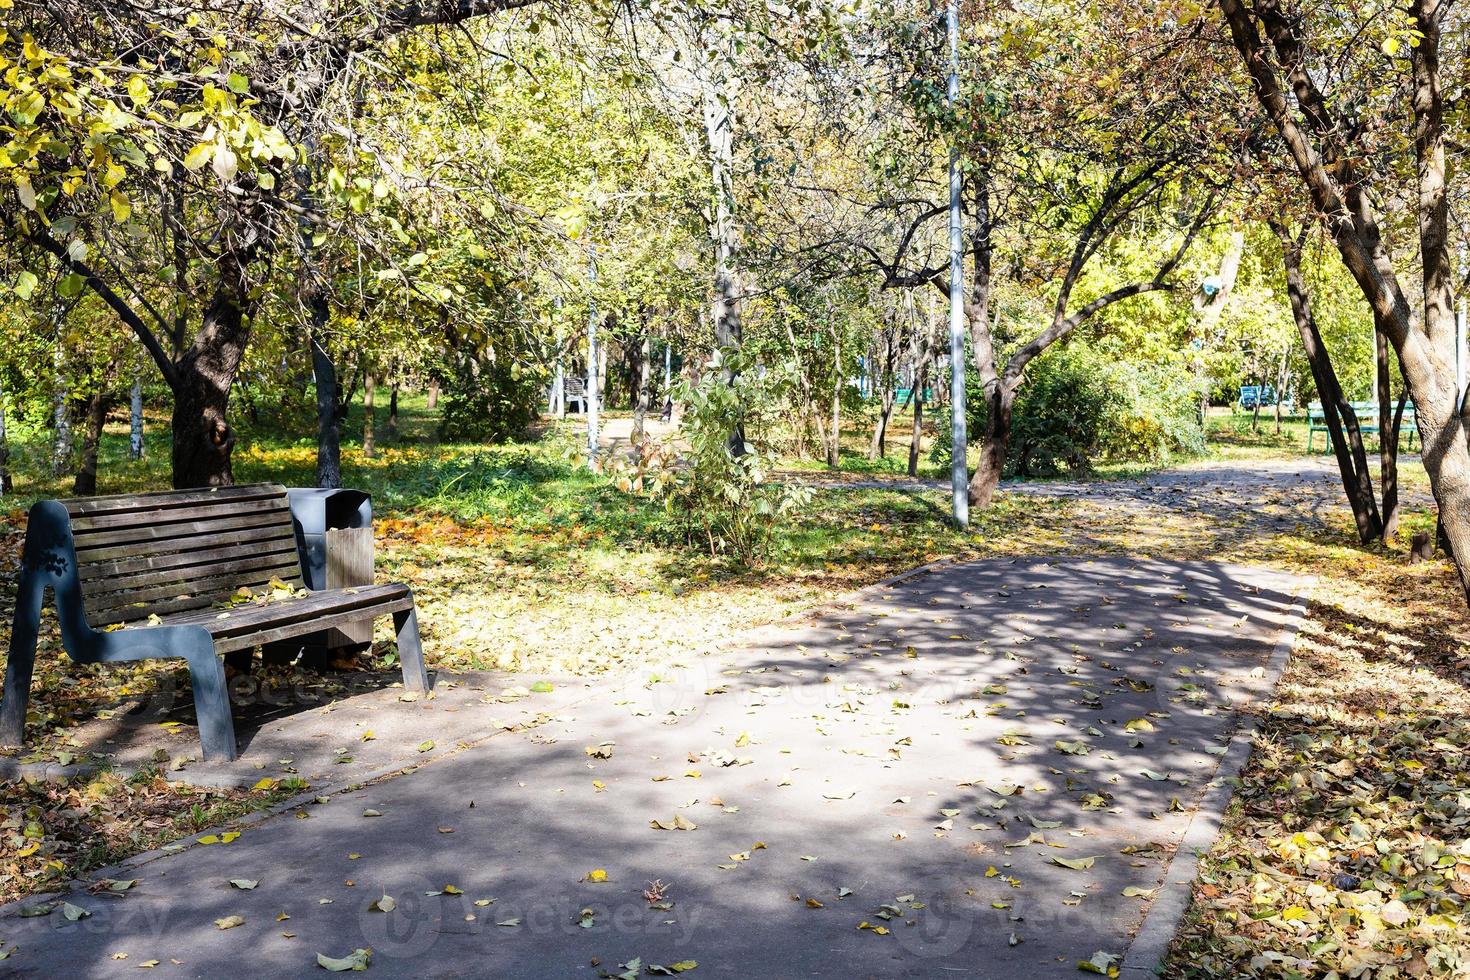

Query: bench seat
[154,584,416,654]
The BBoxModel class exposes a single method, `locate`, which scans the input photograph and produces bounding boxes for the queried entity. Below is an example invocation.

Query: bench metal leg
[185,645,237,762]
[0,570,45,748]
[0,641,35,748]
[394,602,430,693]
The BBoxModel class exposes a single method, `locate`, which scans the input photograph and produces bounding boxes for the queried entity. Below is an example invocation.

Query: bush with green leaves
[933,340,1203,477]
[609,349,810,566]
[438,354,541,444]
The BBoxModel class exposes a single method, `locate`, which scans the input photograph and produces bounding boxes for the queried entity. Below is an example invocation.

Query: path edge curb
[1119,583,1313,978]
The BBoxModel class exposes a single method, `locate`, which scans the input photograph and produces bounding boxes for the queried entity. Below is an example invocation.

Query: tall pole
[586,244,600,462]
[946,0,970,530]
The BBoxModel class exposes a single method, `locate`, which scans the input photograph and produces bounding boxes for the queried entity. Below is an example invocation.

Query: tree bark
[1273,221,1382,543]
[73,390,111,496]
[908,361,928,478]
[129,378,145,459]
[870,385,897,460]
[0,377,11,495]
[362,372,377,458]
[1194,231,1246,425]
[969,381,1016,509]
[427,379,440,409]
[170,289,249,489]
[633,332,651,445]
[700,36,746,456]
[309,301,342,489]
[869,322,899,460]
[52,342,71,477]
[387,385,399,441]
[827,327,842,468]
[1376,326,1400,541]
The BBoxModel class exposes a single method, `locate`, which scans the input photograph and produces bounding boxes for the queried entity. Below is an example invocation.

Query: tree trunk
[129,378,145,459]
[52,344,72,476]
[0,377,11,495]
[1275,222,1383,543]
[73,391,111,496]
[827,329,842,468]
[1194,231,1246,428]
[701,43,746,457]
[871,387,897,460]
[170,292,249,489]
[309,301,342,490]
[969,381,1015,509]
[1376,326,1400,541]
[387,385,399,441]
[869,323,899,460]
[908,356,930,478]
[1273,347,1287,435]
[552,357,566,419]
[427,379,440,409]
[362,372,377,458]
[633,332,651,445]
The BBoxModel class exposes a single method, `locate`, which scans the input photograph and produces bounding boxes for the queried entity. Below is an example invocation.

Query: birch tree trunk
[633,332,651,445]
[129,378,145,460]
[828,328,842,468]
[362,373,377,459]
[52,340,72,477]
[1194,231,1246,426]
[698,33,746,456]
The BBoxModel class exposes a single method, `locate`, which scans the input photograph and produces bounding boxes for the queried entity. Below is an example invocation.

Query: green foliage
[438,356,541,444]
[611,350,811,566]
[933,340,1203,476]
[1005,344,1202,476]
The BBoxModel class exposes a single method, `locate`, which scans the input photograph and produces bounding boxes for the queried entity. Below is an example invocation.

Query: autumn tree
[0,0,555,487]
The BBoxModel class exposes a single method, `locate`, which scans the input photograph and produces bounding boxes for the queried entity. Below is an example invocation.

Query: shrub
[606,349,810,566]
[438,355,541,444]
[932,340,1203,476]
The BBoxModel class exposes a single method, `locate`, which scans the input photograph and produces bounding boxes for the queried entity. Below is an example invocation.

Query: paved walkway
[2,556,1301,978]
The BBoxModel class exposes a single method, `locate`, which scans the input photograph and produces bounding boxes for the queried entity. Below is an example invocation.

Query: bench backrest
[1307,401,1417,418]
[60,483,304,628]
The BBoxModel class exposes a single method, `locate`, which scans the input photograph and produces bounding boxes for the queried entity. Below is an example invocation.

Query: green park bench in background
[1307,401,1418,453]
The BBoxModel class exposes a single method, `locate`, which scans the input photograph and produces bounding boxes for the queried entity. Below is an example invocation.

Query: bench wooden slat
[63,483,286,518]
[207,595,414,654]
[157,584,411,636]
[72,507,293,551]
[75,523,298,565]
[83,556,304,615]
[78,536,300,582]
[70,494,289,533]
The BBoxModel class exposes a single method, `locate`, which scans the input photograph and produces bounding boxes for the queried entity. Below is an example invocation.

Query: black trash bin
[261,488,375,667]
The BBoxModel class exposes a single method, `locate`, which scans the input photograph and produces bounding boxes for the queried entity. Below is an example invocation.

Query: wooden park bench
[0,483,429,762]
[1307,401,1418,453]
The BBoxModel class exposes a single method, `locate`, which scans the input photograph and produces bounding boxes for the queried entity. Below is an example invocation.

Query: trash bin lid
[286,488,371,534]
